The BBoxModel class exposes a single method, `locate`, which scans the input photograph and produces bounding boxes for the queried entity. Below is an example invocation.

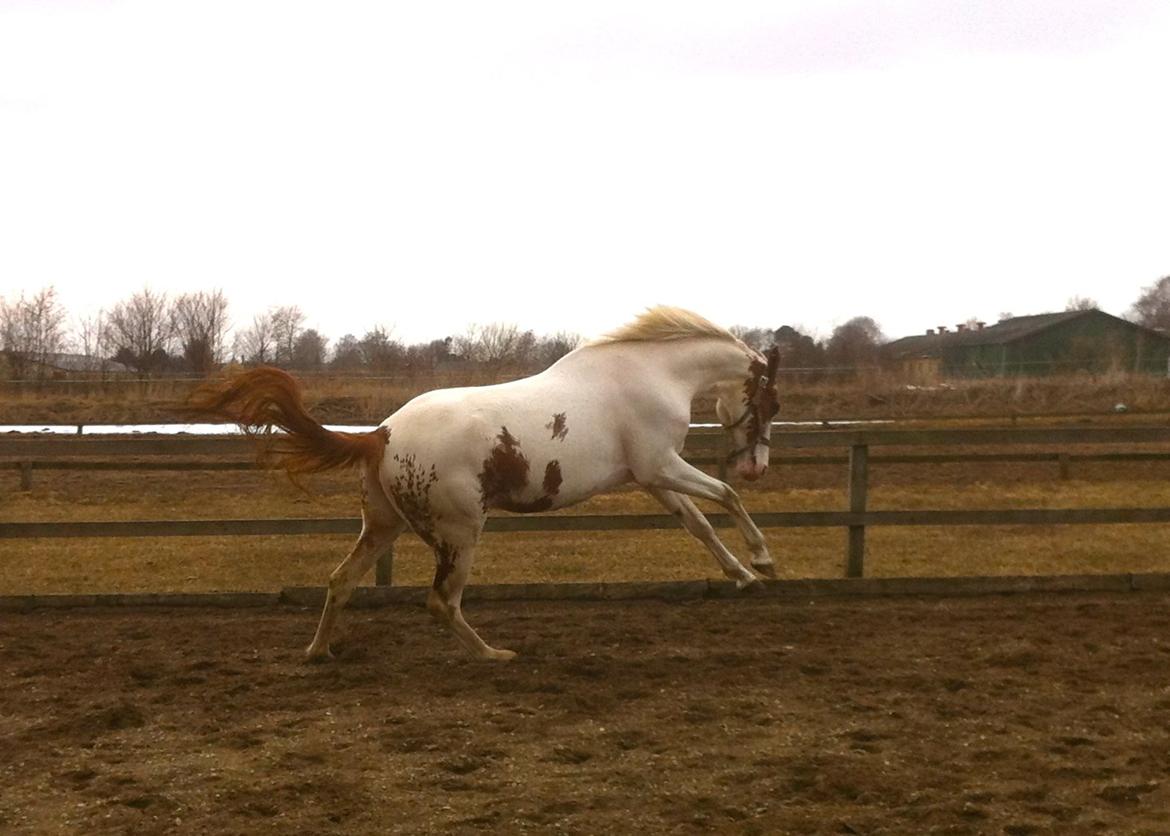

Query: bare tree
[1066,296,1099,312]
[404,337,454,369]
[455,322,533,370]
[1129,276,1170,331]
[233,313,275,365]
[534,331,582,367]
[73,309,115,377]
[358,326,404,371]
[772,325,826,371]
[73,310,104,358]
[513,329,537,368]
[0,286,68,379]
[330,333,364,370]
[825,316,885,370]
[291,329,329,370]
[105,287,173,375]
[729,325,773,351]
[171,290,230,373]
[270,305,306,367]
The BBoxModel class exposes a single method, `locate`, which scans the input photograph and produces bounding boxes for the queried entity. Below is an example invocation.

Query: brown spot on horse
[546,413,568,442]
[478,427,531,511]
[389,453,440,546]
[543,460,563,495]
[432,541,459,590]
[479,429,564,513]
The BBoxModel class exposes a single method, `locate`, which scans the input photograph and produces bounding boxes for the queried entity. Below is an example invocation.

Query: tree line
[0,287,586,380]
[3,277,1168,380]
[0,285,888,381]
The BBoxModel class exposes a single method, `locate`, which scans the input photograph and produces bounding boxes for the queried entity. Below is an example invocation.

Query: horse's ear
[766,345,780,379]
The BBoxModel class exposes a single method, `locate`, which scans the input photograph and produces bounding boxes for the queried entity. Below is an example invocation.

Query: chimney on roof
[926,328,936,336]
[937,325,948,334]
[976,321,986,330]
[957,323,968,332]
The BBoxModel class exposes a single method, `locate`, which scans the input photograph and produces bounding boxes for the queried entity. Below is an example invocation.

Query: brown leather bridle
[723,346,780,465]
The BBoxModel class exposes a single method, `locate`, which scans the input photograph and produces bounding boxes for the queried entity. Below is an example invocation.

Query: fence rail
[8,427,1170,487]
[11,451,1170,484]
[5,425,1170,582]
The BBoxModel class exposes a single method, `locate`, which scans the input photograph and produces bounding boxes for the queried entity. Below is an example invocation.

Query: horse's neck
[568,339,746,400]
[658,339,748,394]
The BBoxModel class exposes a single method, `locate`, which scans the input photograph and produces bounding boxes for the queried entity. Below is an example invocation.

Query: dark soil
[3,592,1170,834]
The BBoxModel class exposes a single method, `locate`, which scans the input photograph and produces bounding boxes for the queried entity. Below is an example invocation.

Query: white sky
[2,0,1168,345]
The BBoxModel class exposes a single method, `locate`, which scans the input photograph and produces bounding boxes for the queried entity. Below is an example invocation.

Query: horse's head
[715,345,780,481]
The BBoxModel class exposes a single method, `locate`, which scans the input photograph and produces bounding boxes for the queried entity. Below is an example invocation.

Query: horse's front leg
[641,454,776,579]
[647,488,758,588]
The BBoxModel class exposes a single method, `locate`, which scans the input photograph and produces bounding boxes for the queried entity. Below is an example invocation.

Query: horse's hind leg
[424,525,516,661]
[305,475,407,662]
[647,487,758,588]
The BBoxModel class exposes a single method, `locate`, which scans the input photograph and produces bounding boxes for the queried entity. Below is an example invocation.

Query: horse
[188,307,781,661]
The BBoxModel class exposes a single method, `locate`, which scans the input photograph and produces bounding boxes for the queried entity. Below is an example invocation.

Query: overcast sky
[2,0,1168,345]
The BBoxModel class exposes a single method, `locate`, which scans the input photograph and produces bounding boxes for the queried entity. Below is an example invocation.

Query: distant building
[38,353,131,375]
[1,352,131,379]
[884,310,1170,381]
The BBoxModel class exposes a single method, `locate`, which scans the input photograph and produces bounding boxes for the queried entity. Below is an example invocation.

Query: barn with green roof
[884,310,1170,380]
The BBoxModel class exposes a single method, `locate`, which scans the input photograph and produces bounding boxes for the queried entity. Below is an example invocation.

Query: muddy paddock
[3,591,1170,834]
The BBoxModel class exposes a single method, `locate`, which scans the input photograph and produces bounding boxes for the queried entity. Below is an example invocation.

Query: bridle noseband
[723,409,771,462]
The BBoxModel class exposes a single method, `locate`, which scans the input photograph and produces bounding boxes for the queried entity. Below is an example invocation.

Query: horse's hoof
[486,648,518,662]
[735,575,760,591]
[752,562,777,579]
[304,646,335,664]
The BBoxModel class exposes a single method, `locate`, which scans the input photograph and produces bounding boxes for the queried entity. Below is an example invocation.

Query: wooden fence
[4,426,1170,582]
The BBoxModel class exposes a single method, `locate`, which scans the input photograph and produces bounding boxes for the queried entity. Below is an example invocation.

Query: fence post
[846,443,869,578]
[19,461,33,491]
[717,435,729,482]
[375,545,394,586]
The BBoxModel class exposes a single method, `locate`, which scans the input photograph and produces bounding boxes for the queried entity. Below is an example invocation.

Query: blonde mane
[590,306,737,346]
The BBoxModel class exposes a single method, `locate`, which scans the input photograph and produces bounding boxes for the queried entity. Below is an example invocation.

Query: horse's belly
[484,454,630,514]
[542,464,632,511]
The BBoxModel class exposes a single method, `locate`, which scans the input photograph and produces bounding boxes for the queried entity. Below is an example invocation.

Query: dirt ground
[3,591,1170,835]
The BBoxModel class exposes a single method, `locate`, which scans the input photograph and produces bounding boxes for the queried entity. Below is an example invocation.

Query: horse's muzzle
[736,460,768,481]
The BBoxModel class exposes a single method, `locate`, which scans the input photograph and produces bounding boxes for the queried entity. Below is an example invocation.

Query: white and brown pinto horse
[190,307,781,661]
